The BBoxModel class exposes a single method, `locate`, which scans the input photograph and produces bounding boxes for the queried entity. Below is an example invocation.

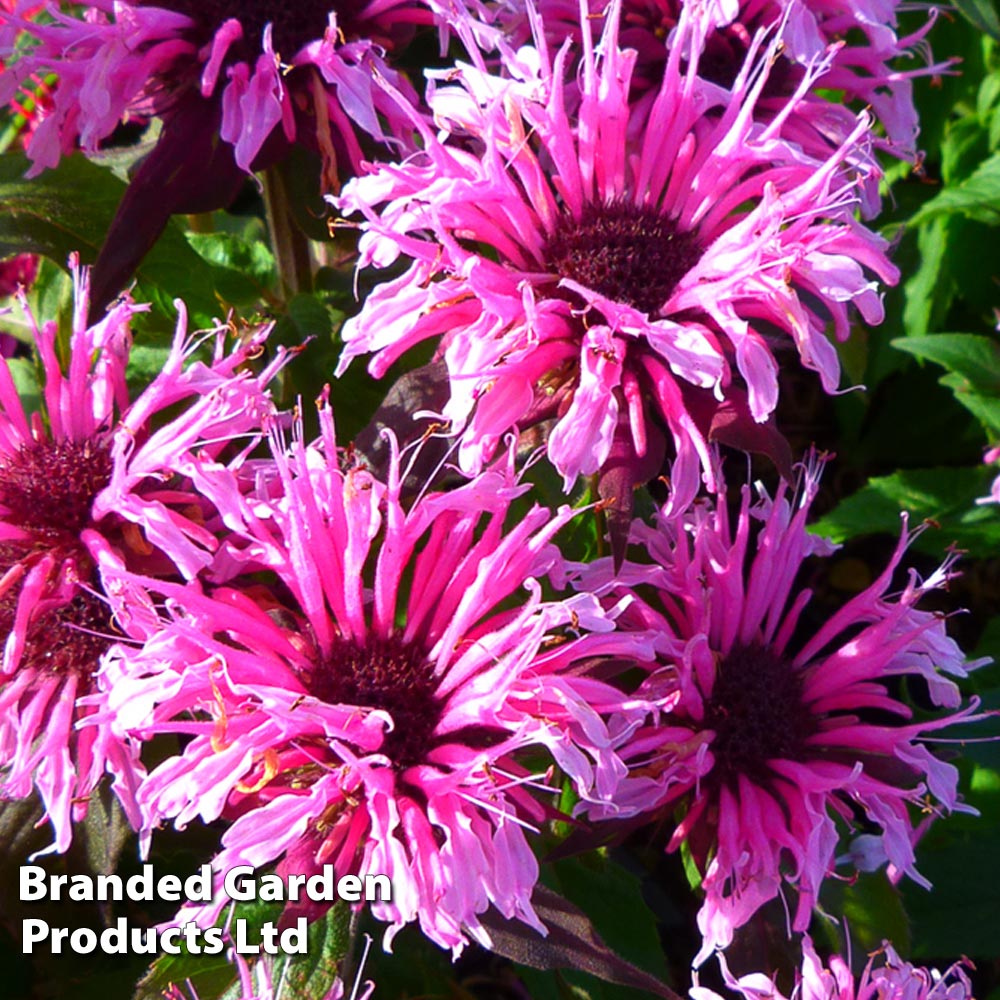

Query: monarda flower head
[501,0,948,186]
[574,457,985,964]
[0,261,283,851]
[0,0,452,311]
[334,1,896,550]
[97,404,654,954]
[691,935,974,1000]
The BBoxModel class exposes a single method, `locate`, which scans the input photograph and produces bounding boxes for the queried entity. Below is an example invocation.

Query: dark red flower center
[146,0,346,58]
[309,635,443,770]
[0,587,116,680]
[703,642,814,786]
[0,437,112,539]
[543,200,702,315]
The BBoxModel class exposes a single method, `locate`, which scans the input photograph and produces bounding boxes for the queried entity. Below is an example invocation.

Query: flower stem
[262,162,314,299]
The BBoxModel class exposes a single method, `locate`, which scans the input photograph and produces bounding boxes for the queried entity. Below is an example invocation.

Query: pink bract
[97,407,655,954]
[0,261,283,852]
[575,457,984,963]
[334,1,897,513]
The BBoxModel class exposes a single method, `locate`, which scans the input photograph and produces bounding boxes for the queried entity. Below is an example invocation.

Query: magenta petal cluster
[0,0,440,177]
[96,408,655,954]
[335,1,897,509]
[691,935,974,1000]
[504,0,948,173]
[0,262,282,851]
[576,457,984,962]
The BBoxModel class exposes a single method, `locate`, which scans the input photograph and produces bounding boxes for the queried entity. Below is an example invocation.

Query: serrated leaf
[282,902,351,1000]
[186,232,277,306]
[908,151,1000,226]
[809,466,1000,555]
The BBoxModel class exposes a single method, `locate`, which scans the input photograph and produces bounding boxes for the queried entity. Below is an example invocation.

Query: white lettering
[224,866,256,902]
[21,919,49,953]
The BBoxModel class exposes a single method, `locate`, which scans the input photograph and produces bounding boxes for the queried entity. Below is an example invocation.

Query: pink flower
[976,447,1000,505]
[502,0,948,178]
[1,0,435,177]
[691,935,974,1000]
[0,252,37,298]
[575,457,985,963]
[0,252,39,357]
[97,406,654,955]
[0,0,456,311]
[0,260,283,851]
[335,1,896,529]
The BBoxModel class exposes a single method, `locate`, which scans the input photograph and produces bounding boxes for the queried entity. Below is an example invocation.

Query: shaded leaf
[908,151,1000,226]
[352,359,455,494]
[479,884,681,1000]
[548,856,670,983]
[954,0,1000,41]
[821,873,911,958]
[892,333,1000,394]
[809,466,1000,554]
[903,761,1000,959]
[0,152,221,323]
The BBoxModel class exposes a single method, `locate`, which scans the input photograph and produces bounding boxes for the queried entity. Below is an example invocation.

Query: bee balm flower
[576,458,985,963]
[0,262,282,851]
[335,1,896,533]
[99,407,655,954]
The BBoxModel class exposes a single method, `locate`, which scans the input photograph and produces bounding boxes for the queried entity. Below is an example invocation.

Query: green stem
[262,162,314,299]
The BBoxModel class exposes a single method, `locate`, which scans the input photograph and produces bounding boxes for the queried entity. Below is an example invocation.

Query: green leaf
[186,232,277,306]
[954,0,1000,41]
[280,903,351,1000]
[549,856,669,984]
[821,873,911,957]
[892,333,1000,424]
[903,762,1000,958]
[135,900,351,1000]
[0,153,227,324]
[5,357,41,416]
[892,333,1000,389]
[938,372,1000,436]
[133,943,241,1000]
[908,150,1000,226]
[899,219,952,340]
[810,466,1000,555]
[134,898,285,1000]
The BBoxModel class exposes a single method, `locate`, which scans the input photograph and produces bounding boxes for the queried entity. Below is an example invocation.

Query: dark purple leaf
[479,884,683,1000]
[89,95,247,319]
